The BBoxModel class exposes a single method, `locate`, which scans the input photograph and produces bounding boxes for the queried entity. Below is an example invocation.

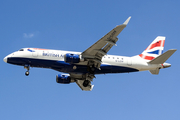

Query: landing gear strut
[24,65,30,76]
[87,65,95,74]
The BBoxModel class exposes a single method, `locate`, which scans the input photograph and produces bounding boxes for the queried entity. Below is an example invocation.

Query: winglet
[123,16,131,25]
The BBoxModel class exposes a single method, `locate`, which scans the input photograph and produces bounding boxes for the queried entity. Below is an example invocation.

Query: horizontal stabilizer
[149,49,177,64]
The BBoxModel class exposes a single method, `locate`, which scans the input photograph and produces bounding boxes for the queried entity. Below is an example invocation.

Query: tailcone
[162,63,171,68]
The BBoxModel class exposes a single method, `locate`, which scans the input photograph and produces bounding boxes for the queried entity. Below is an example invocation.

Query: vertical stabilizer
[139,36,165,62]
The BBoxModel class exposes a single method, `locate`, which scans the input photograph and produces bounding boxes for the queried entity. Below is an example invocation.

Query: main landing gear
[87,65,95,74]
[24,65,30,76]
[83,80,90,87]
[82,73,95,87]
[81,64,96,88]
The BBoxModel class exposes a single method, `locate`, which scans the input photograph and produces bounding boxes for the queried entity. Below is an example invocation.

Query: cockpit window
[19,49,24,51]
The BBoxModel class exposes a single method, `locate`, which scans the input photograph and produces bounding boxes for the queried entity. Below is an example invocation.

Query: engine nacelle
[56,74,71,84]
[64,53,80,64]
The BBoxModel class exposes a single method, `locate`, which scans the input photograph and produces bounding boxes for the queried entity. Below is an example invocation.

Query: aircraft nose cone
[3,56,7,63]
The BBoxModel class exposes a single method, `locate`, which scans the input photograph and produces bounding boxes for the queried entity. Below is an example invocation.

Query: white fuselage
[4,48,164,74]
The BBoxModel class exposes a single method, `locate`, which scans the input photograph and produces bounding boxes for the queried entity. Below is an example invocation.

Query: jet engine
[56,74,71,84]
[64,53,83,64]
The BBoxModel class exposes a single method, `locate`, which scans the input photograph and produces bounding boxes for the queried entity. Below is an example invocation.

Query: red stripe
[139,54,143,57]
[162,40,165,47]
[149,40,163,50]
[144,56,155,60]
[161,64,164,68]
[139,54,155,60]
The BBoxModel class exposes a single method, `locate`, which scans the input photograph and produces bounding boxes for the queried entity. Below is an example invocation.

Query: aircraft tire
[83,80,90,87]
[25,71,29,76]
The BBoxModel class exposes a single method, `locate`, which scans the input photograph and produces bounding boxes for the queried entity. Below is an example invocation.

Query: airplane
[3,16,177,91]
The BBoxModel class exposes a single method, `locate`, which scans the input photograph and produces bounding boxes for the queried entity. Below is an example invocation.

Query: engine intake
[64,53,80,64]
[56,74,71,84]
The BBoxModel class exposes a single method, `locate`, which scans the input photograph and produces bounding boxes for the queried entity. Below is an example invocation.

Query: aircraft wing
[81,16,131,68]
[70,17,131,91]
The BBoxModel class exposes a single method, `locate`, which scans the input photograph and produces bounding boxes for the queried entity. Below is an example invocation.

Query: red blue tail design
[139,36,165,61]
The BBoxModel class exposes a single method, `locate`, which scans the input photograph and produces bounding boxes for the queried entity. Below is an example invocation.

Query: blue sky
[1,0,180,120]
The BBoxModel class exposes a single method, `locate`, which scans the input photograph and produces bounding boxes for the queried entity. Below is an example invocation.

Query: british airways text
[42,52,64,58]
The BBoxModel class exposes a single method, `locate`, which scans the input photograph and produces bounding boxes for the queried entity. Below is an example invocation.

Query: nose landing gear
[25,71,29,76]
[24,65,30,76]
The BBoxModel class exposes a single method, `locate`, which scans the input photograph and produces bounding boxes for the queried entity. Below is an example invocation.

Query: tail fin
[139,36,165,62]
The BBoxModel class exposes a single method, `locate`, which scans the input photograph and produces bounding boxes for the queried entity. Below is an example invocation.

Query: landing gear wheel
[83,80,90,87]
[25,71,29,76]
